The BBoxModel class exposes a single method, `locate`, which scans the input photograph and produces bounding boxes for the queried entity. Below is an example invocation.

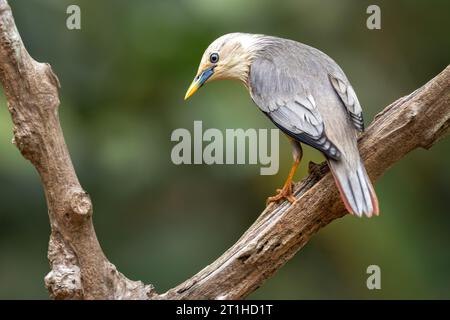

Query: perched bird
[184,33,379,217]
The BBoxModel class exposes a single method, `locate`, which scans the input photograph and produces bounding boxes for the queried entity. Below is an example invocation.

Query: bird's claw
[266,183,296,205]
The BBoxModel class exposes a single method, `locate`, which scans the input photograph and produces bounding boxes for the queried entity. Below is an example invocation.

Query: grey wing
[328,74,364,131]
[250,58,341,160]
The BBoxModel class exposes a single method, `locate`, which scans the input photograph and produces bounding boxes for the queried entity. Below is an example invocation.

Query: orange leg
[266,155,301,205]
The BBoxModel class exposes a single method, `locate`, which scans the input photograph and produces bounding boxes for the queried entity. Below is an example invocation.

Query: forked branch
[0,0,448,299]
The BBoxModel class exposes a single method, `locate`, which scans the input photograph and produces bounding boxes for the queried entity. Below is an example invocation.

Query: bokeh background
[0,0,449,299]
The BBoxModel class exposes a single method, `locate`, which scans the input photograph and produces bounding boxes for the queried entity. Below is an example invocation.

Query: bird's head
[184,33,262,100]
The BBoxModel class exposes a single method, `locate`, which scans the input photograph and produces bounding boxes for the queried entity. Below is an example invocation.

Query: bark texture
[0,0,155,300]
[0,0,448,299]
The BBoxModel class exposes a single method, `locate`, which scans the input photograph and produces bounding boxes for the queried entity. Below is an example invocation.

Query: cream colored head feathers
[199,33,262,82]
[184,33,264,99]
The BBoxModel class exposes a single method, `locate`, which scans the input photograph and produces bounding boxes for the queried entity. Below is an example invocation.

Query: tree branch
[0,0,448,299]
[162,65,450,299]
[0,0,155,300]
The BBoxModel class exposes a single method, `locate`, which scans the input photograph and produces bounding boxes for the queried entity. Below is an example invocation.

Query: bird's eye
[209,52,219,63]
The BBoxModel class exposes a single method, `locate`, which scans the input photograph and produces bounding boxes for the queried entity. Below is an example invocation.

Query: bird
[184,33,379,217]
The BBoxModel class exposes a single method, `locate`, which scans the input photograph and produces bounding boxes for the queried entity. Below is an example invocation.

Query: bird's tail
[328,158,379,218]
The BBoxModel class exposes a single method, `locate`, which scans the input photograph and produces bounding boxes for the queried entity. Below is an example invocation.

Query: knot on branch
[45,263,83,300]
[12,126,41,163]
[45,232,83,299]
[67,188,92,218]
[105,262,157,300]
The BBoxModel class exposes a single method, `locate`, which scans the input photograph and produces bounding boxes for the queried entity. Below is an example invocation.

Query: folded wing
[250,57,341,160]
[329,74,364,132]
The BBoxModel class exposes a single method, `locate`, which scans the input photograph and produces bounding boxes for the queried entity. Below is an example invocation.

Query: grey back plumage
[247,35,378,217]
[249,37,360,161]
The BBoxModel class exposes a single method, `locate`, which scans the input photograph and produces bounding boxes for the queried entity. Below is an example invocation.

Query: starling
[185,33,379,217]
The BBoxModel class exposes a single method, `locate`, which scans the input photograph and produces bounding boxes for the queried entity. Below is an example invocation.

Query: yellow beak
[184,67,215,100]
[184,78,201,100]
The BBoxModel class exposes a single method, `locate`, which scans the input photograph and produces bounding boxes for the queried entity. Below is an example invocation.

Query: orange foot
[266,182,296,205]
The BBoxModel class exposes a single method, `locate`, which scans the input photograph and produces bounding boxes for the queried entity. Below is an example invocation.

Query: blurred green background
[0,0,449,299]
